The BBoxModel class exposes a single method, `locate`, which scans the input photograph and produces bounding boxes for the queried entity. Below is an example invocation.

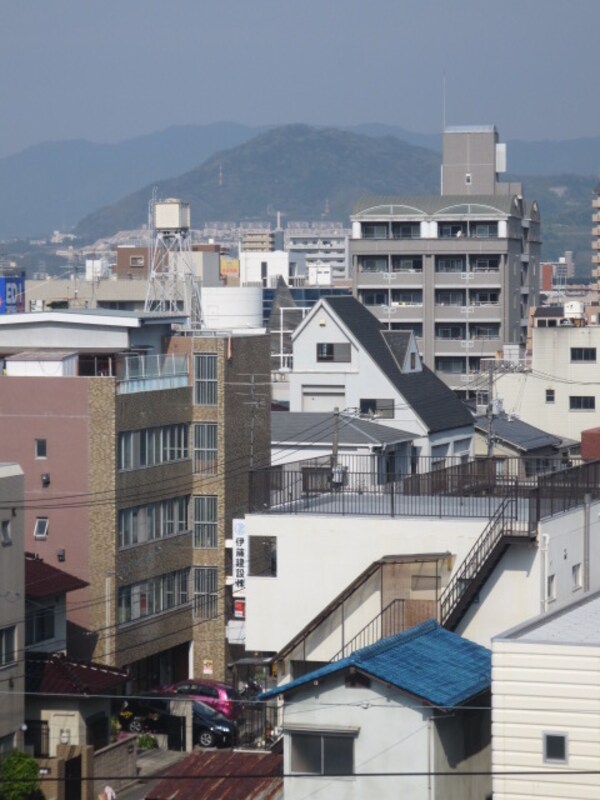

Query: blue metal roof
[261,620,490,708]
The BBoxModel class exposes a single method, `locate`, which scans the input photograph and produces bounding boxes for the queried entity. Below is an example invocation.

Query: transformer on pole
[144,195,203,328]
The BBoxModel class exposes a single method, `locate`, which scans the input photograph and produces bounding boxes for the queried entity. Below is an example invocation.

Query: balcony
[116,354,189,395]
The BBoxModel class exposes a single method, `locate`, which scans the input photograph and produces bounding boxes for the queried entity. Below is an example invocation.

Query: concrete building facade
[351,126,540,395]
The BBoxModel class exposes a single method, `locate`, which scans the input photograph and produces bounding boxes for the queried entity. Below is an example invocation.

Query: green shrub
[0,751,43,800]
[136,734,158,751]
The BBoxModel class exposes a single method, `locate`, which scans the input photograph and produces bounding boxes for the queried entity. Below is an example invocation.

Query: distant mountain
[74,125,441,240]
[0,123,263,238]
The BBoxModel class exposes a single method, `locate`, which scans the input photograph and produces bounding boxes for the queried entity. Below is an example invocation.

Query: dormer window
[316,343,351,363]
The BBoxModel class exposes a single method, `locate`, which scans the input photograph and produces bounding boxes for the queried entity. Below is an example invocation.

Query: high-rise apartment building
[351,126,541,395]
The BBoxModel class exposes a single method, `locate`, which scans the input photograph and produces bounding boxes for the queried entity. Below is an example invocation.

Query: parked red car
[161,679,243,720]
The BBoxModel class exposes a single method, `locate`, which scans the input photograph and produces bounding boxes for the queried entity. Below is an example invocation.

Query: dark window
[435,257,465,273]
[391,256,422,272]
[34,517,49,539]
[359,399,394,418]
[249,536,277,577]
[0,626,16,666]
[35,439,47,459]
[361,223,388,239]
[571,348,596,362]
[544,733,567,763]
[391,222,420,239]
[546,389,555,403]
[1,520,10,546]
[290,733,354,775]
[439,223,467,238]
[316,343,351,363]
[193,567,218,619]
[410,352,416,370]
[570,396,595,410]
[26,606,55,646]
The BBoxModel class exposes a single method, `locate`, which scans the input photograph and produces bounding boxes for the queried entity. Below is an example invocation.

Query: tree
[0,751,43,800]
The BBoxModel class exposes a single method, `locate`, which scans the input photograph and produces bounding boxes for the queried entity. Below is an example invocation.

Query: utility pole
[486,360,495,458]
[331,406,340,470]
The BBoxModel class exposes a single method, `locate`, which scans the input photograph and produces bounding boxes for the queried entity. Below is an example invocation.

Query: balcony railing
[116,354,189,395]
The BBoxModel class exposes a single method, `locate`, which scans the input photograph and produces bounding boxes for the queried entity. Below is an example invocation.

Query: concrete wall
[0,464,25,752]
[243,513,485,653]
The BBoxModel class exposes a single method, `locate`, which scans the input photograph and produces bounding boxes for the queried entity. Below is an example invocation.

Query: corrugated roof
[26,653,127,694]
[351,194,517,217]
[146,750,283,800]
[323,296,473,433]
[497,589,600,646]
[474,413,561,452]
[262,620,490,708]
[25,553,88,597]
[271,411,414,447]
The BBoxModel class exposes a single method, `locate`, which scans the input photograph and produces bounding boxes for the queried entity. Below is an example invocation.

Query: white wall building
[289,295,474,460]
[493,589,600,800]
[239,250,306,287]
[493,311,600,441]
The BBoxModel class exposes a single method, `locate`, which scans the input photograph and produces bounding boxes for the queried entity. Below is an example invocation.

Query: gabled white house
[262,621,492,800]
[289,296,474,462]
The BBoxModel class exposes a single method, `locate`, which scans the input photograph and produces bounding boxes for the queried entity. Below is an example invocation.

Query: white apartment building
[284,221,350,281]
[492,305,600,442]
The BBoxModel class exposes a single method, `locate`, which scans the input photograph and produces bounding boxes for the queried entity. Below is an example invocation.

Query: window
[118,424,189,470]
[361,223,388,239]
[546,389,555,404]
[35,439,47,459]
[472,222,498,238]
[290,732,354,775]
[410,352,416,370]
[193,567,218,619]
[194,423,218,475]
[436,324,465,340]
[543,733,567,763]
[118,496,189,548]
[1,520,10,546]
[360,290,387,307]
[439,223,467,238]
[391,256,422,272]
[194,354,218,404]
[359,398,394,418]
[391,222,420,239]
[34,518,49,539]
[26,606,55,646]
[471,290,499,305]
[572,563,582,590]
[465,173,472,185]
[471,324,500,340]
[117,569,190,624]
[316,343,351,363]
[435,357,466,375]
[130,255,145,267]
[435,290,465,306]
[435,257,465,273]
[547,573,556,602]
[249,536,277,577]
[0,626,15,666]
[194,496,217,548]
[569,396,595,411]
[391,290,422,306]
[571,347,596,362]
[357,256,387,272]
[472,257,499,272]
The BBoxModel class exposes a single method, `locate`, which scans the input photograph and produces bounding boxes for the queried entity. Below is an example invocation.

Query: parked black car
[117,696,237,748]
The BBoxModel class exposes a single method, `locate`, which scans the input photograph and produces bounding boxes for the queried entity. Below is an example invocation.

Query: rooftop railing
[115,353,189,395]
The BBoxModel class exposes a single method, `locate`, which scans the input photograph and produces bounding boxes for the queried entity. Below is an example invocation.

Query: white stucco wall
[458,500,600,647]
[243,513,487,653]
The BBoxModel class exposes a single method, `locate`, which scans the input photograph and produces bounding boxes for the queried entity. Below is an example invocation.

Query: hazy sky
[1,0,598,158]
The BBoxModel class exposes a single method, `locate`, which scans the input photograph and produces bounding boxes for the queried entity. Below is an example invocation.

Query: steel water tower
[144,197,202,327]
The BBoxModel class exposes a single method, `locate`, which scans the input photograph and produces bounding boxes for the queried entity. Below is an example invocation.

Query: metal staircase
[330,598,408,662]
[440,494,535,631]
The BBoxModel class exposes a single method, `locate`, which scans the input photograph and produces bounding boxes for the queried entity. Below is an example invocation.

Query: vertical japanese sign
[232,518,248,594]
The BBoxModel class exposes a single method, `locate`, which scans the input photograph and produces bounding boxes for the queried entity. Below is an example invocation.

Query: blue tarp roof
[261,619,490,708]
